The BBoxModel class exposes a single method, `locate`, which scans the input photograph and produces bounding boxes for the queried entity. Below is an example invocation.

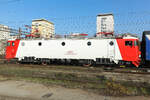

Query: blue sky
[0,0,150,37]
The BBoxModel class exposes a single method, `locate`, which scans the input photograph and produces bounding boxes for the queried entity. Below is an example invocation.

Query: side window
[21,42,25,46]
[38,42,42,46]
[12,42,15,46]
[62,42,65,46]
[134,40,139,46]
[125,41,133,46]
[109,41,114,46]
[87,41,91,46]
[7,42,10,46]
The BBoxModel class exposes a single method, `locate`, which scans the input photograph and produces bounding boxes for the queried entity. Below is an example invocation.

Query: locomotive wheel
[83,60,95,67]
[42,62,47,65]
[83,63,92,67]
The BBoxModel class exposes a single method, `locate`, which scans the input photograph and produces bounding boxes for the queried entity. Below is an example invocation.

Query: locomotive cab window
[12,42,15,46]
[134,40,139,46]
[7,42,10,46]
[125,41,133,46]
[21,42,25,46]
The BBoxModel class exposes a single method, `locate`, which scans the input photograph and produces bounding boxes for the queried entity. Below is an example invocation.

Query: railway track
[0,61,150,90]
[0,64,150,75]
[1,59,150,75]
[1,59,150,96]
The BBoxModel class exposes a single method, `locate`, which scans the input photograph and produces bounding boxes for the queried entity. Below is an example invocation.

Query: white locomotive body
[6,37,141,67]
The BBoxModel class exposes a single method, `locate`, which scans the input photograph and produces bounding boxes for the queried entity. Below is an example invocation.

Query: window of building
[101,17,107,22]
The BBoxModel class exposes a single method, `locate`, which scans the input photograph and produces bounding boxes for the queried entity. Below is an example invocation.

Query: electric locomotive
[5,35,141,67]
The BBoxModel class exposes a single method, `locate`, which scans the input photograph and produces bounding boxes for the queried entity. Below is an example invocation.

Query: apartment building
[32,19,55,38]
[0,24,10,40]
[97,13,114,36]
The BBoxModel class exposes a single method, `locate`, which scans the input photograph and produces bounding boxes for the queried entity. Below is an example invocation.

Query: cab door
[124,40,138,61]
[108,40,115,59]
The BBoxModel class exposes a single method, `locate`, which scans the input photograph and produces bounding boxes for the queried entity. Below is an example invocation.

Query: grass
[0,65,150,96]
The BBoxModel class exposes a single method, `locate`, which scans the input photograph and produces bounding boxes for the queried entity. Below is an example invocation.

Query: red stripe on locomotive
[116,39,141,67]
[5,39,20,60]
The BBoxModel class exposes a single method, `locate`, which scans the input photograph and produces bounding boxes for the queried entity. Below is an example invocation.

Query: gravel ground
[0,95,34,100]
[0,64,150,99]
[0,80,103,100]
[0,80,149,100]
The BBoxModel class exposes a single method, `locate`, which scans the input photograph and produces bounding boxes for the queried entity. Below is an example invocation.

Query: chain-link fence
[1,12,150,56]
[1,12,150,38]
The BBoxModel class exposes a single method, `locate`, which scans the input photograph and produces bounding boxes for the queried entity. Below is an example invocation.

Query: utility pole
[18,27,22,39]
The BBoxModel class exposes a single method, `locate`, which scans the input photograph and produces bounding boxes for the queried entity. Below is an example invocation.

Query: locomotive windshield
[134,40,139,46]
[7,42,10,46]
[12,42,15,46]
[125,41,133,46]
[135,40,140,50]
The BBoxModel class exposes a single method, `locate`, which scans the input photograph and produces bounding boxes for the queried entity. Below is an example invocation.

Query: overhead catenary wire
[0,12,150,37]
